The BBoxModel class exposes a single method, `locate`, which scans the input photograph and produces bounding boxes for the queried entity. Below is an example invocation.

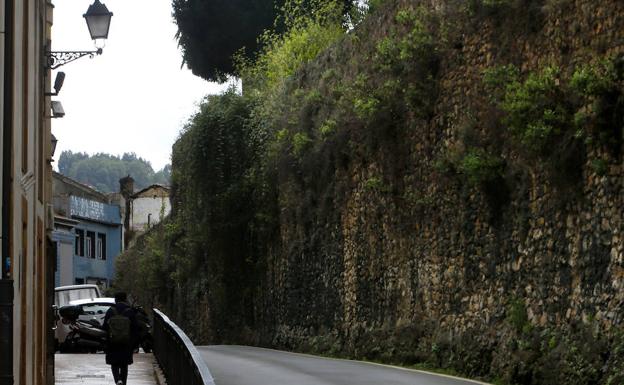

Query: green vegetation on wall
[484,59,623,156]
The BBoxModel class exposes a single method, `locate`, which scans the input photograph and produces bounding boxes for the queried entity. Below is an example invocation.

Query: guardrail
[152,308,215,385]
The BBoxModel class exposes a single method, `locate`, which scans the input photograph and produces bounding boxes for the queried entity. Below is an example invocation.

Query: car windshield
[55,288,99,306]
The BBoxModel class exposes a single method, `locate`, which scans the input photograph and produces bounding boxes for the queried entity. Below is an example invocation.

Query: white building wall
[131,196,171,231]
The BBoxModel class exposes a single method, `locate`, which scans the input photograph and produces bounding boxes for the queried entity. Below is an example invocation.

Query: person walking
[103,292,138,385]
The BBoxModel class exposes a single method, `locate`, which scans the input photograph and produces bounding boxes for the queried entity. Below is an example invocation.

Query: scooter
[133,305,153,353]
[58,305,107,353]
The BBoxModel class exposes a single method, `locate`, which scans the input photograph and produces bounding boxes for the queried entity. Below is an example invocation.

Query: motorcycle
[58,305,107,353]
[133,305,153,353]
[58,303,154,353]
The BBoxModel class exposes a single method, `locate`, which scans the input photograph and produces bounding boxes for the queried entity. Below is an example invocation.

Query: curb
[152,359,166,385]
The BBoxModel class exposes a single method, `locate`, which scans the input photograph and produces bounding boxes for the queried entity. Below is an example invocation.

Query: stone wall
[250,0,624,382]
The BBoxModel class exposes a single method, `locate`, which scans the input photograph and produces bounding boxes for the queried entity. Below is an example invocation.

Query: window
[75,278,85,285]
[75,229,85,256]
[86,231,95,259]
[96,234,106,260]
[80,303,111,316]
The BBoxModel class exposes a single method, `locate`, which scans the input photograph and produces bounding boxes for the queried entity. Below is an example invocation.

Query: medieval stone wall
[252,1,624,381]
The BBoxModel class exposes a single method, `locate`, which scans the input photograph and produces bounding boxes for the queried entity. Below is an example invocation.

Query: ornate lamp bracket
[45,48,103,70]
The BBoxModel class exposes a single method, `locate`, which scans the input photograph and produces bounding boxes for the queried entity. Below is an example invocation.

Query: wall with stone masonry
[248,0,624,382]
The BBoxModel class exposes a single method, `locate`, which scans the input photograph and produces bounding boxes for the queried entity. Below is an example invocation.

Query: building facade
[1,0,55,384]
[52,172,123,289]
[118,176,171,247]
[129,184,171,232]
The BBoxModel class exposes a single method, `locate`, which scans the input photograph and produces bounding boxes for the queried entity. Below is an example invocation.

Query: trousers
[111,364,128,384]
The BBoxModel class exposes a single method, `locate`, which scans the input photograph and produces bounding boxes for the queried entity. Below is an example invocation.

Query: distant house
[52,172,124,288]
[117,176,171,247]
[130,184,171,232]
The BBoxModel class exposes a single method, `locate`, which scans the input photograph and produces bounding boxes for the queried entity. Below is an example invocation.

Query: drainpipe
[0,0,13,383]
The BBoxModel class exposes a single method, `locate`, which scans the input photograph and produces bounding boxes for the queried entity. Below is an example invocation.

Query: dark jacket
[103,301,138,365]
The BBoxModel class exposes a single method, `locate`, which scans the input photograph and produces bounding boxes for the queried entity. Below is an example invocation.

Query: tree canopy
[172,0,282,82]
[58,151,171,193]
[171,0,357,82]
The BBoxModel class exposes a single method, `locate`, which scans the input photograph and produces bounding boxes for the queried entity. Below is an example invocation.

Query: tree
[58,151,88,175]
[57,151,171,193]
[171,0,356,82]
[172,0,283,82]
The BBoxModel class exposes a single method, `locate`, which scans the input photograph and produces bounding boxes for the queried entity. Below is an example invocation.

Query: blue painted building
[52,172,124,288]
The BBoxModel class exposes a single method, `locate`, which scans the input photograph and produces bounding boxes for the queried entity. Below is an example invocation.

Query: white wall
[131,196,171,231]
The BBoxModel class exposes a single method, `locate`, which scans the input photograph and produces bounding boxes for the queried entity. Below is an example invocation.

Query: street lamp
[46,0,113,69]
[50,134,58,158]
[84,0,114,42]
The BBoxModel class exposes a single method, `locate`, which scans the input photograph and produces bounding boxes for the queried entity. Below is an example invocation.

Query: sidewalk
[55,353,159,385]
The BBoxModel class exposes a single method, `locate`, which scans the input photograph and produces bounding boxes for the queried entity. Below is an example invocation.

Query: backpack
[108,307,132,346]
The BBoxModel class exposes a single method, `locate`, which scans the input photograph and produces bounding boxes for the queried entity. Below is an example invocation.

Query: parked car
[54,284,103,350]
[70,297,115,326]
[54,284,102,307]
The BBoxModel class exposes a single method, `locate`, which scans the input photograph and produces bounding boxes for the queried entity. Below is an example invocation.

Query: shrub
[483,65,520,100]
[591,158,608,176]
[239,1,346,96]
[571,59,624,151]
[375,7,436,71]
[292,132,312,156]
[570,60,618,96]
[486,58,624,160]
[369,6,439,119]
[353,97,380,119]
[319,119,338,137]
[459,148,504,185]
[507,298,530,334]
[500,65,572,153]
[364,176,389,192]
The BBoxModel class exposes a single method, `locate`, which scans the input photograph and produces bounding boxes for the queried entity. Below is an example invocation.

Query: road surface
[199,345,489,385]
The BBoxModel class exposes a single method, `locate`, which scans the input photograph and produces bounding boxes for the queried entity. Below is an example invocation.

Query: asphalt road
[198,345,488,385]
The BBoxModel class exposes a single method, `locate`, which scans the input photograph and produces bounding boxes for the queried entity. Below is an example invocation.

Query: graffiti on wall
[69,196,106,221]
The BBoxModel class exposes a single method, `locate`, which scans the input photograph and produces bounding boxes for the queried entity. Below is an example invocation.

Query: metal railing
[152,309,215,385]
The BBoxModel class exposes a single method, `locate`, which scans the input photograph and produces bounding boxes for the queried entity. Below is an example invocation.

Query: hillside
[58,151,170,193]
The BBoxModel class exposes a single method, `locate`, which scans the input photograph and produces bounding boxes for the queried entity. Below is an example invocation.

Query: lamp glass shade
[83,0,113,40]
[51,134,58,158]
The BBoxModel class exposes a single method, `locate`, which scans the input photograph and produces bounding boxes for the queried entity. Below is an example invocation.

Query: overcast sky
[51,0,229,171]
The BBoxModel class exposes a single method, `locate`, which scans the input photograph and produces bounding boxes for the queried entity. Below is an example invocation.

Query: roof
[55,284,101,292]
[53,171,109,203]
[132,184,170,199]
[69,297,115,306]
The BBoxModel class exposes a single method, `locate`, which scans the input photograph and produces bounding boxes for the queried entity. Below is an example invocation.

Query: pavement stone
[55,353,157,385]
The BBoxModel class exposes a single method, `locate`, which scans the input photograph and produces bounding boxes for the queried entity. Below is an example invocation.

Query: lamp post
[46,0,113,69]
